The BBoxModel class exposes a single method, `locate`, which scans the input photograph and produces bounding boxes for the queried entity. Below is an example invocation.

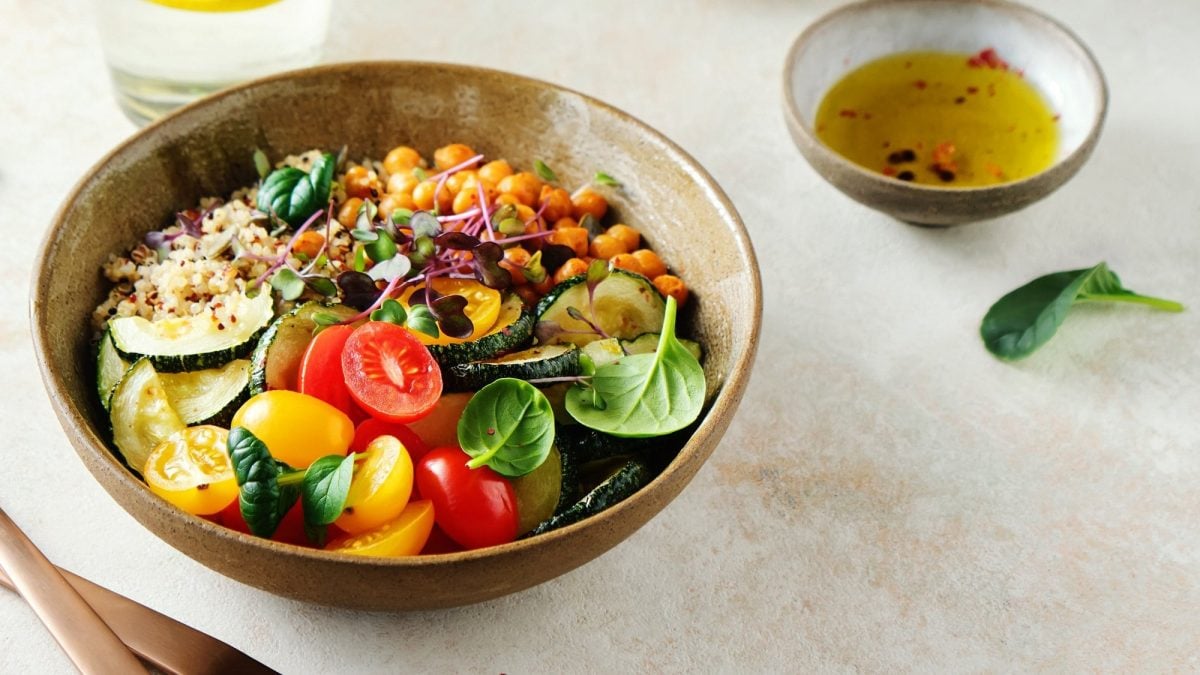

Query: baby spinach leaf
[981,262,1184,361]
[458,378,555,477]
[256,152,335,227]
[565,296,705,438]
[301,453,356,528]
[227,427,299,538]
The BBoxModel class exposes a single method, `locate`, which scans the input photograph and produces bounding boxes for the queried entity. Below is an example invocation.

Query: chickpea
[497,172,542,207]
[548,227,589,258]
[387,171,419,195]
[343,165,381,200]
[631,249,667,279]
[553,217,579,231]
[337,197,365,228]
[589,233,626,260]
[571,187,608,221]
[379,192,416,219]
[452,188,478,215]
[495,193,521,207]
[653,274,689,305]
[478,159,514,185]
[433,143,476,171]
[445,170,476,196]
[553,257,590,284]
[383,146,423,175]
[609,253,644,276]
[412,180,452,213]
[292,231,325,260]
[515,204,537,222]
[500,247,532,285]
[606,224,640,252]
[538,185,574,222]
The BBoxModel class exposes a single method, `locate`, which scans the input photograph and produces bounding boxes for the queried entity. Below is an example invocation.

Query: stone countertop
[2,0,1198,671]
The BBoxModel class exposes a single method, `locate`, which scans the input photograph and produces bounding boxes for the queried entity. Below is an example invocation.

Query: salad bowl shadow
[31,62,761,610]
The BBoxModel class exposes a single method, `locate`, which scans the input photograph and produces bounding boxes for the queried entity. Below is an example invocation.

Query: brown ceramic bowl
[783,0,1107,226]
[32,62,760,610]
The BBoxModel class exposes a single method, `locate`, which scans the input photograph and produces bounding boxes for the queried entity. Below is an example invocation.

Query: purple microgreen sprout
[533,320,564,344]
[430,294,473,339]
[145,203,217,252]
[409,211,441,239]
[434,232,481,251]
[336,271,381,311]
[565,306,613,340]
[472,242,512,290]
[538,244,576,275]
[585,258,609,316]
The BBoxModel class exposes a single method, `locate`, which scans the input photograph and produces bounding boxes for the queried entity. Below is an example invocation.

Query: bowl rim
[781,0,1109,195]
[31,60,762,571]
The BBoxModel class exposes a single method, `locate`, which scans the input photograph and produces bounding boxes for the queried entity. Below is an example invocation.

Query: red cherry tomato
[415,446,518,550]
[420,524,465,555]
[342,322,442,423]
[218,499,320,548]
[351,418,431,464]
[298,325,369,423]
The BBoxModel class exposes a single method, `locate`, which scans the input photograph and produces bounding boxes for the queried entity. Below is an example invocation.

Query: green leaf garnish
[565,296,705,437]
[365,229,397,263]
[981,262,1184,361]
[370,298,408,325]
[270,268,306,301]
[391,208,414,225]
[300,453,356,528]
[405,304,440,338]
[458,378,555,477]
[534,159,558,183]
[593,171,621,187]
[312,312,342,327]
[256,153,335,227]
[227,427,299,538]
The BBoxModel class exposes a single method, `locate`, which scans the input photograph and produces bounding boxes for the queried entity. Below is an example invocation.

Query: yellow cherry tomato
[399,278,501,345]
[335,435,414,534]
[143,426,238,516]
[231,391,354,468]
[326,500,435,557]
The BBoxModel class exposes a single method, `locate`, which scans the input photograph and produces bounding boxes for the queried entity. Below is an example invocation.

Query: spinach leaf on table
[980,261,1183,361]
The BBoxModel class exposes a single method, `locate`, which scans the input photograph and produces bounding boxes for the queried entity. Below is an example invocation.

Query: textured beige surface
[2,0,1199,672]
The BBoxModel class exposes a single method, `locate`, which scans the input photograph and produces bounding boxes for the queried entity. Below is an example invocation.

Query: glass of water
[94,0,332,126]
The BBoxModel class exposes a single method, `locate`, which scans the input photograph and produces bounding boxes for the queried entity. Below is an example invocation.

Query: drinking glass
[94,0,332,126]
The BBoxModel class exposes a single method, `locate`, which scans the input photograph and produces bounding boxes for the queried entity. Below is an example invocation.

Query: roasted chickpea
[379,192,416,220]
[387,172,419,195]
[452,188,478,215]
[548,227,589,258]
[383,146,423,175]
[553,217,579,231]
[337,197,365,228]
[412,180,452,213]
[588,233,626,260]
[343,165,381,200]
[495,193,521,207]
[571,187,608,221]
[500,247,532,285]
[553,257,590,284]
[445,170,476,196]
[631,249,667,279]
[497,172,542,207]
[478,159,514,185]
[538,186,574,223]
[606,224,640,252]
[292,231,325,260]
[609,253,644,276]
[433,143,476,171]
[653,274,689,305]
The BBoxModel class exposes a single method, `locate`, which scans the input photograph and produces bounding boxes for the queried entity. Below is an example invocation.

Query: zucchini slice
[444,344,580,392]
[96,330,130,411]
[511,446,564,535]
[109,290,275,372]
[535,269,666,347]
[109,358,186,475]
[526,458,650,537]
[249,302,359,395]
[160,359,251,427]
[581,338,624,369]
[555,425,652,465]
[621,333,703,361]
[428,294,534,367]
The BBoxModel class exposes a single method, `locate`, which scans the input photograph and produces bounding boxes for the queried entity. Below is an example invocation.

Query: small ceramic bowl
[31,62,761,610]
[783,0,1107,226]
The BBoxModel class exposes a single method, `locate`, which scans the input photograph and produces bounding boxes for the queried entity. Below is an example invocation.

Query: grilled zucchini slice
[159,359,251,427]
[444,344,580,392]
[535,270,665,347]
[248,301,359,395]
[109,358,186,475]
[621,333,703,361]
[96,330,130,411]
[428,294,533,367]
[109,290,274,372]
[526,458,650,537]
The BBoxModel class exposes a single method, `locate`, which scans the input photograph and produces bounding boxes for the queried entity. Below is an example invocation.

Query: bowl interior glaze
[32,62,761,610]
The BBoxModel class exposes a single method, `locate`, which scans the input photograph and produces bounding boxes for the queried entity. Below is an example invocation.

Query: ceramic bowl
[31,62,761,610]
[783,0,1107,226]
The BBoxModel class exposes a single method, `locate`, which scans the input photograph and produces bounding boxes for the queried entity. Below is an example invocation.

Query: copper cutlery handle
[0,507,146,674]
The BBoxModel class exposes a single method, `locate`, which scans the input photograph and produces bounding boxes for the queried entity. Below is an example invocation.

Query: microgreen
[336,271,381,311]
[365,229,397,262]
[253,148,271,179]
[565,296,705,437]
[981,262,1184,360]
[534,159,558,183]
[270,268,307,301]
[593,171,621,187]
[457,378,555,477]
[370,298,406,324]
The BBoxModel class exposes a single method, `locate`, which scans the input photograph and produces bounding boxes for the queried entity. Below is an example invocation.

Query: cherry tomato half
[342,322,442,423]
[415,446,518,550]
[399,279,501,345]
[298,324,366,421]
[143,426,238,516]
[335,435,414,535]
[326,500,434,558]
